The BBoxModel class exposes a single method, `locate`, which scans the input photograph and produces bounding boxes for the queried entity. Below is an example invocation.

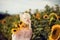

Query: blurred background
[0,0,60,40]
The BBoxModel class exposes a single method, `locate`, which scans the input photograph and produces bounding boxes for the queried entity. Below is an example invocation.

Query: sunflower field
[0,5,60,40]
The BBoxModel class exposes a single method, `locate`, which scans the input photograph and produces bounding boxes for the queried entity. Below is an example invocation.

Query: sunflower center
[17,24,20,28]
[52,28,59,39]
[13,30,16,32]
[20,22,22,24]
[45,16,47,18]
[4,21,6,23]
[52,29,57,35]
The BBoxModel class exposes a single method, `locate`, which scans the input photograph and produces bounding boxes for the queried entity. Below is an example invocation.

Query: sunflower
[11,28,19,34]
[35,13,40,20]
[2,19,6,25]
[49,13,58,20]
[43,14,49,19]
[20,21,29,30]
[20,22,25,29]
[16,21,24,30]
[13,21,23,28]
[49,24,60,40]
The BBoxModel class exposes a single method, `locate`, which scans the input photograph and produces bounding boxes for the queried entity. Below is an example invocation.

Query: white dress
[12,26,32,40]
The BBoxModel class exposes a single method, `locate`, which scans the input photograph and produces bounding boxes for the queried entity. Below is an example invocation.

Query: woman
[12,12,32,40]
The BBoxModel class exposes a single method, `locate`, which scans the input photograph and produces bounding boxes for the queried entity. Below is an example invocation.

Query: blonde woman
[12,12,32,40]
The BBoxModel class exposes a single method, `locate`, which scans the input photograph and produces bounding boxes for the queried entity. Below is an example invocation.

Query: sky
[0,0,60,14]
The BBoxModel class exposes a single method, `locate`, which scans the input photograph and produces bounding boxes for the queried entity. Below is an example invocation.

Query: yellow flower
[49,24,60,40]
[15,21,24,30]
[32,13,40,20]
[20,22,25,30]
[35,13,40,20]
[19,21,29,30]
[2,19,6,24]
[49,13,58,20]
[15,20,29,30]
[13,21,22,28]
[11,28,19,34]
[43,14,49,19]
